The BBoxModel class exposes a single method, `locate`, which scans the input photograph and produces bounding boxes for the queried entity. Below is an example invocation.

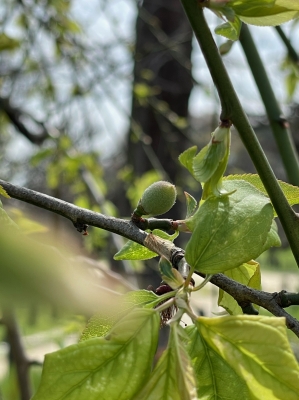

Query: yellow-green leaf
[194,315,299,399]
[218,260,261,315]
[186,324,251,399]
[0,185,10,198]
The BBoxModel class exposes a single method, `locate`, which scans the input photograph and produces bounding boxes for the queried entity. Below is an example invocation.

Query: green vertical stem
[179,2,299,267]
[239,24,299,186]
[275,26,299,64]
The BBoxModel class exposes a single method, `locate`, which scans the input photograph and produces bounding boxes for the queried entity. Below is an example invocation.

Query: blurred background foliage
[0,0,299,398]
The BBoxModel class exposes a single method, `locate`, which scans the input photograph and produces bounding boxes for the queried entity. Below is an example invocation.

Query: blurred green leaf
[80,290,160,341]
[0,33,20,51]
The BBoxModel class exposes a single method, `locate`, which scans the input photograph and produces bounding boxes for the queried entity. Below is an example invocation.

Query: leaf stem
[239,24,299,186]
[179,3,299,267]
[275,26,299,64]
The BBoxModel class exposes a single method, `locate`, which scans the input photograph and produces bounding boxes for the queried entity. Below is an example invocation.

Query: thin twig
[2,309,32,400]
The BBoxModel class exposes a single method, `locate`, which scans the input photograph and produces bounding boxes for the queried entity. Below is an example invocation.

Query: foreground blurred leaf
[190,315,299,399]
[33,308,160,400]
[80,290,160,341]
[0,230,119,314]
[133,324,197,400]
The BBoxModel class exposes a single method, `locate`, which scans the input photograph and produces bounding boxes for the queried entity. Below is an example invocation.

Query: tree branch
[2,309,32,400]
[0,179,181,261]
[0,96,49,145]
[239,24,299,186]
[2,179,299,337]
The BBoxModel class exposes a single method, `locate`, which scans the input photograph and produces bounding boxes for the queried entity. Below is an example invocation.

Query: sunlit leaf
[192,315,299,399]
[184,191,197,218]
[215,15,242,40]
[114,229,178,261]
[218,260,261,315]
[186,324,251,399]
[224,174,299,215]
[178,146,198,176]
[185,181,274,273]
[33,308,160,400]
[133,324,197,400]
[0,185,10,198]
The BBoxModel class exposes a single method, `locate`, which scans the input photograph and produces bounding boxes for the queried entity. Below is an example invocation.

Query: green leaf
[185,181,274,274]
[178,146,198,176]
[218,260,261,315]
[192,315,299,399]
[0,33,20,51]
[215,15,242,40]
[0,205,19,232]
[224,174,299,215]
[0,185,10,198]
[193,141,226,183]
[186,324,251,399]
[159,257,185,289]
[133,324,197,400]
[219,39,235,55]
[114,229,178,261]
[80,290,160,341]
[184,191,197,218]
[33,308,160,400]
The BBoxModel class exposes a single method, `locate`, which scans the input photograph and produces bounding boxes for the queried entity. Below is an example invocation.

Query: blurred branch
[275,26,299,65]
[179,1,299,268]
[239,24,299,186]
[0,96,49,145]
[2,309,32,400]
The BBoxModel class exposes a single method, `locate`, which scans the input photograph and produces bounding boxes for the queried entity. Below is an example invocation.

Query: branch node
[73,220,89,235]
